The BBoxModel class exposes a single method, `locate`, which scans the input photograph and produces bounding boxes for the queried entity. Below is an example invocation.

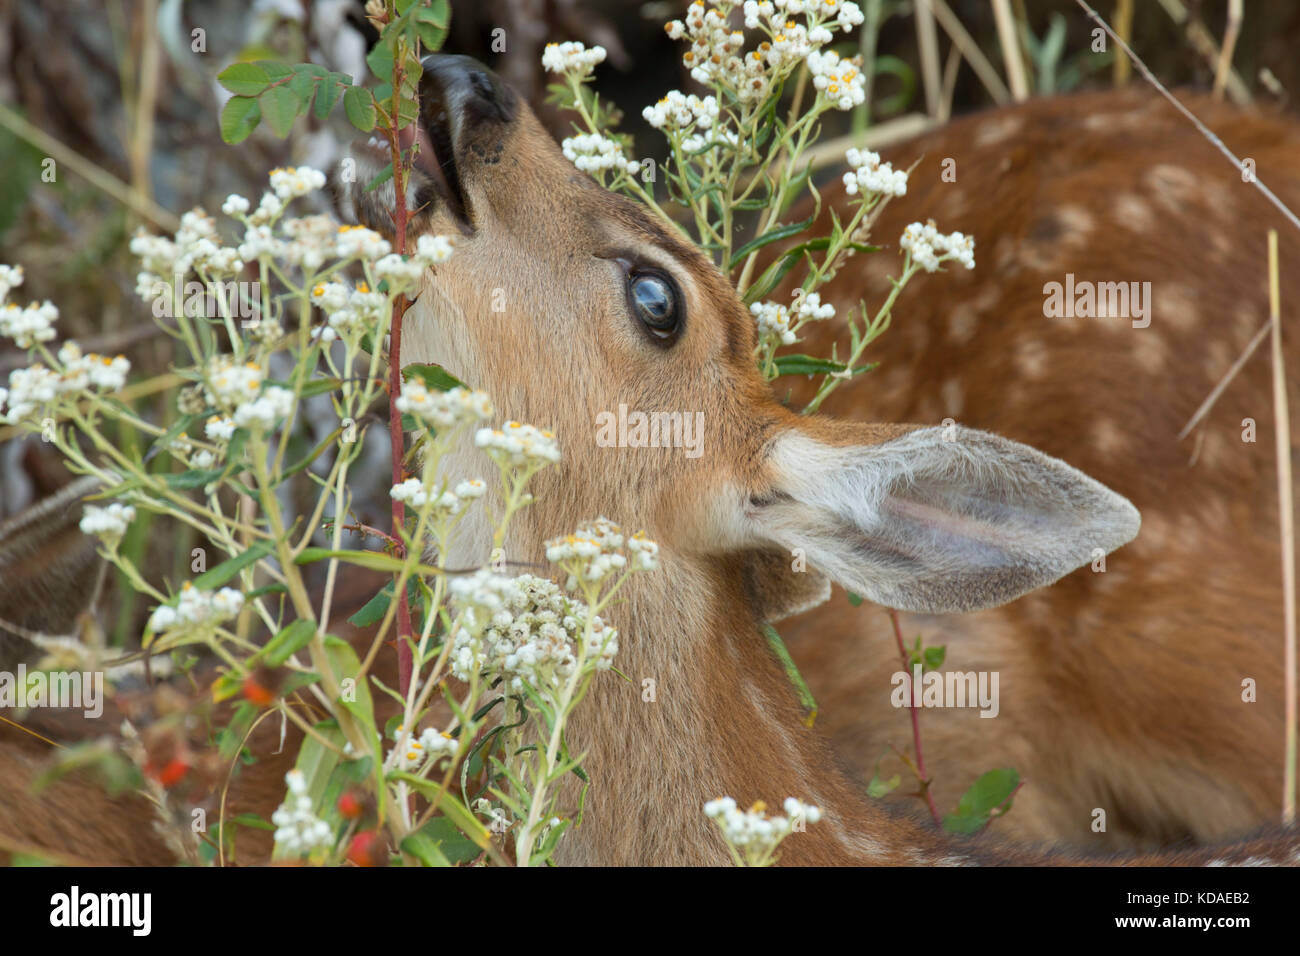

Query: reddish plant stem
[385,52,415,697]
[888,608,942,827]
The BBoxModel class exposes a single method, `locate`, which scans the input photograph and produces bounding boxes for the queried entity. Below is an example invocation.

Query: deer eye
[629,272,680,340]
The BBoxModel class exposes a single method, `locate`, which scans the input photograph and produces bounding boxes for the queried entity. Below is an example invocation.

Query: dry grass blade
[1268,230,1297,825]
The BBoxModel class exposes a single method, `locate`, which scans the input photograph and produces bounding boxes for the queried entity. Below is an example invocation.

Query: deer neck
[543,555,943,866]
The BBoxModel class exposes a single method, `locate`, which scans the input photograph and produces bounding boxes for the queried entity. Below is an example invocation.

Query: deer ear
[746,424,1140,614]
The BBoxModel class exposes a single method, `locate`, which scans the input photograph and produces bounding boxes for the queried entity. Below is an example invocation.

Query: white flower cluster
[205,358,263,407]
[900,220,976,272]
[703,795,823,861]
[842,147,908,198]
[269,166,327,201]
[561,133,640,176]
[751,300,794,345]
[752,292,835,348]
[807,49,866,111]
[56,342,132,392]
[475,421,561,469]
[281,214,338,272]
[79,502,136,548]
[0,264,56,351]
[309,280,387,343]
[449,573,618,695]
[541,41,607,79]
[656,0,863,108]
[642,91,720,131]
[131,209,243,304]
[0,264,23,300]
[271,769,333,856]
[744,0,864,33]
[372,234,456,293]
[334,224,392,261]
[233,385,294,432]
[389,476,486,516]
[545,517,659,588]
[667,3,756,98]
[0,299,57,348]
[147,582,244,634]
[391,724,458,771]
[396,381,493,431]
[794,291,835,322]
[205,415,236,442]
[0,365,56,425]
[447,568,520,634]
[201,358,294,432]
[0,296,133,423]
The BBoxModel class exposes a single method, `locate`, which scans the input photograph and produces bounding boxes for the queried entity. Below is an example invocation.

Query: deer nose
[419,54,516,136]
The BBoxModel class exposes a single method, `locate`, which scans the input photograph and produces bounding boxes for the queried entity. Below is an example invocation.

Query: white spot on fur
[948,303,978,345]
[973,114,1025,146]
[1114,193,1155,234]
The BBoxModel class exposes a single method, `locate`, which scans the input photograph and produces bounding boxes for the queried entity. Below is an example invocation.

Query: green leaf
[314,75,347,120]
[727,213,817,270]
[923,645,946,671]
[773,354,877,378]
[760,624,817,727]
[217,62,272,97]
[220,96,261,145]
[246,583,289,600]
[287,69,319,108]
[226,813,275,831]
[414,22,448,50]
[295,548,445,578]
[164,467,224,489]
[744,251,802,304]
[343,86,377,132]
[401,816,480,866]
[322,636,380,763]
[348,582,396,628]
[192,539,275,590]
[846,591,864,606]
[260,619,318,667]
[943,768,1020,835]
[259,85,301,139]
[416,0,451,30]
[366,41,394,83]
[402,362,465,392]
[388,774,492,850]
[256,60,294,80]
[866,772,901,798]
[267,376,343,398]
[364,163,394,192]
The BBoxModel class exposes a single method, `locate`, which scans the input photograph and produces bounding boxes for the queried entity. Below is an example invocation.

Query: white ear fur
[750,425,1140,614]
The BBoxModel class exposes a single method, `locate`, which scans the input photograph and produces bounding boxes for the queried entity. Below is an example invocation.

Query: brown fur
[782,89,1300,851]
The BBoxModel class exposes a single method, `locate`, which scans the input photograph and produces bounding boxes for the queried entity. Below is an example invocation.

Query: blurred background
[2,0,1299,644]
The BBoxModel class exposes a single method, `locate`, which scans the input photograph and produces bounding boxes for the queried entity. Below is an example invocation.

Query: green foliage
[216,0,450,146]
[943,769,1021,835]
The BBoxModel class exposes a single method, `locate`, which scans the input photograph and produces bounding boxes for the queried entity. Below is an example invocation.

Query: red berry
[347,830,385,867]
[337,791,364,820]
[154,758,189,788]
[242,675,276,707]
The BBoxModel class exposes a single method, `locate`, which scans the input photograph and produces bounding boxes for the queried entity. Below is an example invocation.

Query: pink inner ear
[882,495,1030,551]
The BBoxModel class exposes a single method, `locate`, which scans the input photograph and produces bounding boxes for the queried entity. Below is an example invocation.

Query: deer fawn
[1,54,1296,865]
[781,87,1300,853]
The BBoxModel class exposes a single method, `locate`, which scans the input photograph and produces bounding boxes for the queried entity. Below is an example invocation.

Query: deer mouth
[338,56,515,239]
[407,64,471,230]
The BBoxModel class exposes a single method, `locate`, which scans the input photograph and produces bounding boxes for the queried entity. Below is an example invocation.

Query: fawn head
[338,53,1141,619]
